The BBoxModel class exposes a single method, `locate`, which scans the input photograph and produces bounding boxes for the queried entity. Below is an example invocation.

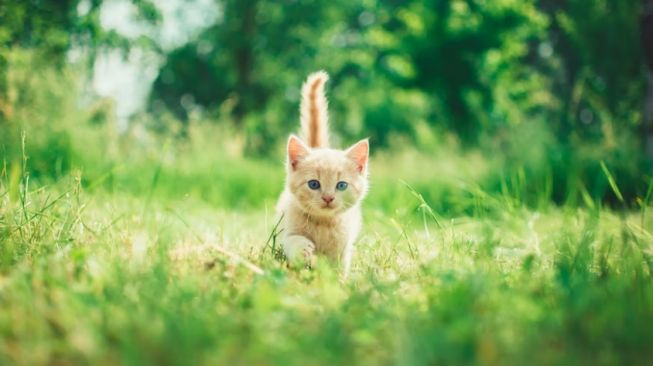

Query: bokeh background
[3,2,653,365]
[1,0,652,209]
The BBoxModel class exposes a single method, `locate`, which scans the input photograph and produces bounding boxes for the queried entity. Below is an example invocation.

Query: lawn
[1,0,652,364]
[1,147,652,365]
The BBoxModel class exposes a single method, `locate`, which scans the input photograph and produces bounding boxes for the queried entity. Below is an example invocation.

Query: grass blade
[600,161,624,204]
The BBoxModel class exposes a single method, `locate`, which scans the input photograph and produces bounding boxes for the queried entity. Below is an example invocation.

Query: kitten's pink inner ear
[288,136,309,170]
[346,139,369,173]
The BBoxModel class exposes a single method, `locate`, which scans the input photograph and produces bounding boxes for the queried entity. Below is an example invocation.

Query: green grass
[2,44,652,365]
[1,147,653,365]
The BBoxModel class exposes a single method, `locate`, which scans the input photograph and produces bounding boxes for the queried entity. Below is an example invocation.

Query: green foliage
[1,167,652,364]
[0,50,81,180]
[0,0,160,57]
[384,0,549,140]
[0,0,95,61]
[149,0,366,150]
[539,0,645,140]
[0,49,645,212]
[2,2,653,364]
[1,48,652,365]
[149,0,551,144]
[0,0,160,120]
[144,0,650,205]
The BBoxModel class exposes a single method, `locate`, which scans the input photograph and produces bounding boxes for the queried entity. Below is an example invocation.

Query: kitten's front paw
[283,236,315,267]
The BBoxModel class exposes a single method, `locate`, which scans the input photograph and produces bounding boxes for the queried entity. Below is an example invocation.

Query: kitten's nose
[322,195,334,204]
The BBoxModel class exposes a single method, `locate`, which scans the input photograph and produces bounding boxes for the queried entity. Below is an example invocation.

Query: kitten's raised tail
[300,71,329,148]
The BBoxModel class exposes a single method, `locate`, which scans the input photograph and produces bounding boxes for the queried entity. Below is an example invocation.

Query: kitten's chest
[309,221,348,258]
[279,191,362,260]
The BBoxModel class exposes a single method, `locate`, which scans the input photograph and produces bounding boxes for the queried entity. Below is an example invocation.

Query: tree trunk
[645,72,653,158]
[0,52,10,121]
[226,0,258,128]
[642,0,653,158]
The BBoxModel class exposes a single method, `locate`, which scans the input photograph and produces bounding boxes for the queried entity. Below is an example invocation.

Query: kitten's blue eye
[336,181,348,191]
[307,180,321,190]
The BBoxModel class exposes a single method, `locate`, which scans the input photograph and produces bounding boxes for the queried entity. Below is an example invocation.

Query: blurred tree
[150,0,348,124]
[538,0,645,141]
[149,0,388,152]
[373,0,548,142]
[1,0,650,202]
[148,0,648,171]
[642,0,653,159]
[0,0,159,120]
[531,0,647,202]
[150,0,549,147]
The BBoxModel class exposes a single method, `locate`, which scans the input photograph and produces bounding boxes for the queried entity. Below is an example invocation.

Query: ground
[1,150,652,365]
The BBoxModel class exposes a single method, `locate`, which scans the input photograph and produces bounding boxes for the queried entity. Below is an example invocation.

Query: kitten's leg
[341,242,354,280]
[283,235,315,266]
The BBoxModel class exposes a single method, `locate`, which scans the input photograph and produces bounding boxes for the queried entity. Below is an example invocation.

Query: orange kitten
[276,71,369,277]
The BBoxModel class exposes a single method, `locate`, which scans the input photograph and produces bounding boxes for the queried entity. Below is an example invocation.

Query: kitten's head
[286,135,369,217]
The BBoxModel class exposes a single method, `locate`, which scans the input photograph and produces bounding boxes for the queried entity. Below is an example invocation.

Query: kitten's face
[286,136,369,217]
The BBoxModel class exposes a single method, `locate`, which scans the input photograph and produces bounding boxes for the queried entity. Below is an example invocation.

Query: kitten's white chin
[307,203,346,218]
[314,207,340,217]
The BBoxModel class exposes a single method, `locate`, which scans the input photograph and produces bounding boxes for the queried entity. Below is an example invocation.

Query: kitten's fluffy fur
[277,71,369,276]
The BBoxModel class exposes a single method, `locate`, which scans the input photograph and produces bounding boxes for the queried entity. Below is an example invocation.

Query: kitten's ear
[346,138,369,173]
[287,135,310,170]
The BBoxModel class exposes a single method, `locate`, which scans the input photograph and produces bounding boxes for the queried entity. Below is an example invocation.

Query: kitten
[276,71,369,277]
